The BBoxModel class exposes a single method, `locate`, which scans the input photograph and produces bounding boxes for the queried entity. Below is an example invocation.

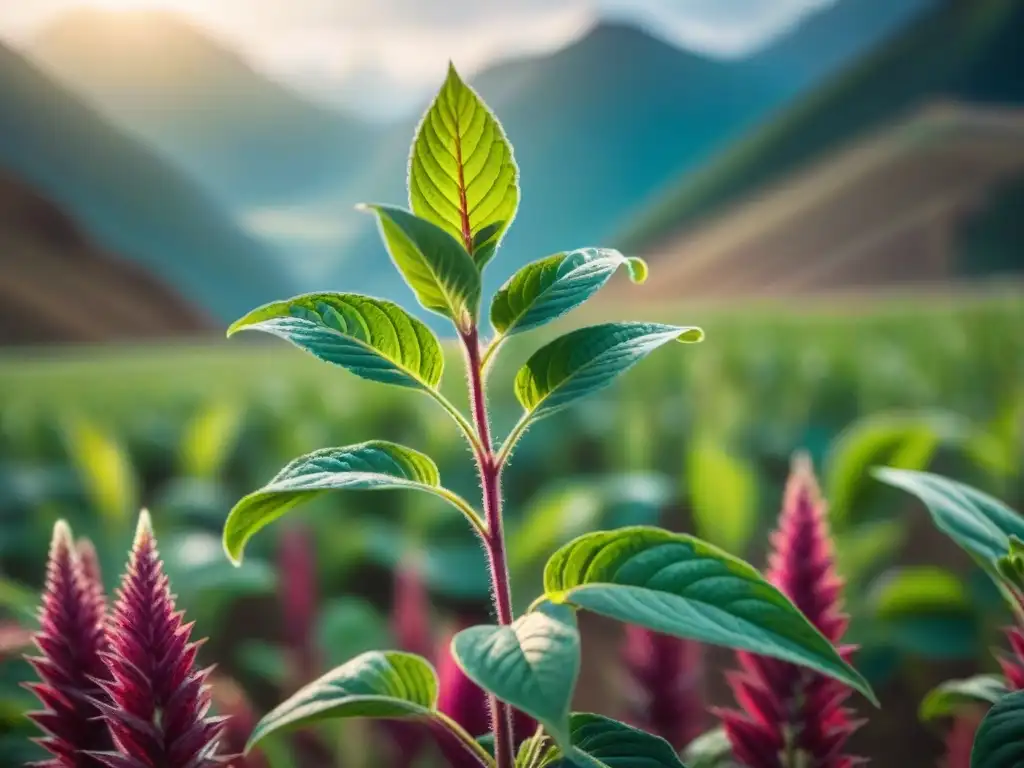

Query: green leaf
[514,323,703,423]
[920,675,1007,721]
[971,689,1024,767]
[62,416,137,524]
[833,518,907,587]
[685,437,758,555]
[223,441,447,565]
[490,249,647,337]
[539,713,687,768]
[542,527,875,703]
[873,469,1024,565]
[245,650,468,756]
[179,400,244,479]
[359,204,481,329]
[408,62,518,267]
[865,566,979,660]
[227,292,444,391]
[683,728,736,768]
[452,603,580,749]
[508,474,669,573]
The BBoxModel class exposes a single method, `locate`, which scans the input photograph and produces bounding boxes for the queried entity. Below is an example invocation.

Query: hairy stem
[462,327,516,768]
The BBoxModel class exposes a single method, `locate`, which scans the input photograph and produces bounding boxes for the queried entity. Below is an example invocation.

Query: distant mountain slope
[0,42,294,323]
[0,172,211,345]
[617,0,1024,255]
[30,8,373,207]
[325,4,933,307]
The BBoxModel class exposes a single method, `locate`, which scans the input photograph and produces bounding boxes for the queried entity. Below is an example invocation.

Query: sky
[0,0,837,119]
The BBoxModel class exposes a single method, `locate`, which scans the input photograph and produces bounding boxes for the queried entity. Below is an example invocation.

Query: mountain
[30,8,373,208]
[0,171,211,345]
[617,0,1024,266]
[323,3,935,307]
[0,41,294,324]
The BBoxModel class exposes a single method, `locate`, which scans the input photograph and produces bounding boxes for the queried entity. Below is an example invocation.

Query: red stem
[462,327,516,768]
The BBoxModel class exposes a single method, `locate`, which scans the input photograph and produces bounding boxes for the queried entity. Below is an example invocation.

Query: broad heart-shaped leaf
[514,323,703,423]
[224,441,442,565]
[359,204,481,330]
[409,62,518,268]
[452,602,580,750]
[490,249,647,337]
[246,651,437,751]
[874,468,1024,565]
[920,675,1007,721]
[543,527,875,704]
[971,689,1024,767]
[228,292,443,391]
[538,713,687,768]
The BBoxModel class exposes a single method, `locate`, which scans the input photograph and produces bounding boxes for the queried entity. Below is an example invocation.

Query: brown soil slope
[0,171,212,345]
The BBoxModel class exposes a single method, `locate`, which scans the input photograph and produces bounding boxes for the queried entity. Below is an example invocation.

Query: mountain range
[4,0,941,330]
[0,41,295,324]
[0,171,211,344]
[616,0,1024,279]
[30,9,372,208]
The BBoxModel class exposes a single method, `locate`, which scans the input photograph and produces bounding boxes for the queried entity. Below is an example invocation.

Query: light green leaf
[685,437,758,555]
[833,518,907,587]
[920,675,1007,721]
[542,527,875,703]
[245,650,490,766]
[683,728,736,768]
[490,249,647,337]
[514,323,703,423]
[62,416,137,524]
[409,62,518,267]
[826,412,968,528]
[873,469,1024,565]
[359,204,481,329]
[508,474,669,573]
[539,713,687,768]
[452,603,580,750]
[223,441,448,565]
[227,292,444,391]
[180,400,244,479]
[971,689,1024,767]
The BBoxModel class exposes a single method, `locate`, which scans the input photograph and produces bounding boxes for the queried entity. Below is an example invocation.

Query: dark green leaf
[540,713,687,767]
[452,603,580,749]
[514,323,702,423]
[223,441,445,564]
[228,292,444,391]
[246,651,436,751]
[490,249,646,337]
[409,63,518,267]
[542,527,874,703]
[359,204,481,329]
[971,689,1024,767]
[873,469,1024,565]
[920,675,1007,721]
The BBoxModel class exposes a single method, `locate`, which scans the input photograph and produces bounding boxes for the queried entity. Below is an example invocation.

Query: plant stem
[461,327,516,768]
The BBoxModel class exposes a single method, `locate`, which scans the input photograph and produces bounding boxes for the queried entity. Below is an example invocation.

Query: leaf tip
[626,257,649,284]
[675,327,704,343]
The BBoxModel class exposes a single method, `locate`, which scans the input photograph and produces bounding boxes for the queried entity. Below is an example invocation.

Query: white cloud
[1,0,838,118]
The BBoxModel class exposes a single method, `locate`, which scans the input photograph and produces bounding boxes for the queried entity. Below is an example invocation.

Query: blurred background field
[1,0,1023,765]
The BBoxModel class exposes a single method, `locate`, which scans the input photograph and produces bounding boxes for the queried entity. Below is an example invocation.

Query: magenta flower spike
[622,625,706,750]
[277,524,320,689]
[999,625,1024,690]
[76,538,108,625]
[24,520,113,767]
[716,453,862,768]
[93,510,227,768]
[941,713,980,768]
